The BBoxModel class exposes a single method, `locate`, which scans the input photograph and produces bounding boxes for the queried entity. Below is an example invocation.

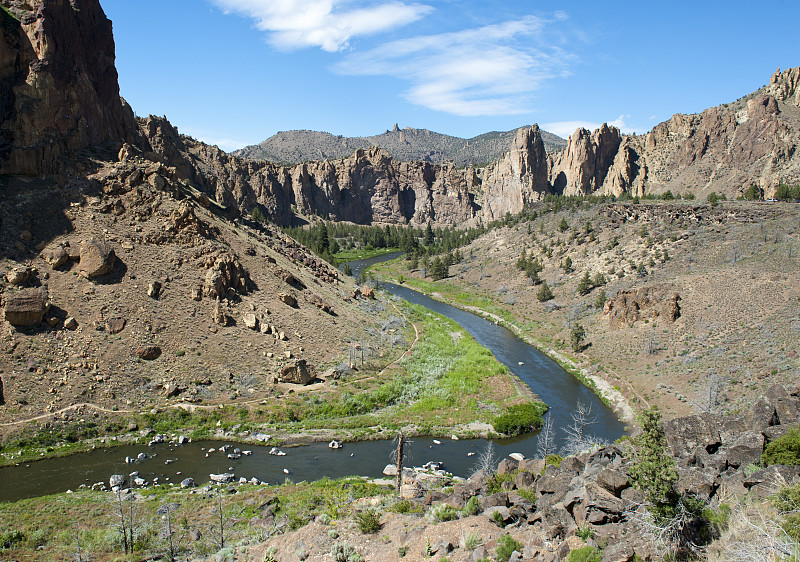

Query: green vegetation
[492,402,548,436]
[762,427,800,466]
[629,407,679,519]
[567,545,602,562]
[773,483,800,542]
[570,324,586,352]
[536,281,554,302]
[774,183,800,201]
[495,534,523,562]
[355,508,382,533]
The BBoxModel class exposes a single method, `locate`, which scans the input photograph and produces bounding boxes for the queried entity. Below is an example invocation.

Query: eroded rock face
[202,254,253,300]
[2,286,50,326]
[602,286,681,329]
[0,0,131,175]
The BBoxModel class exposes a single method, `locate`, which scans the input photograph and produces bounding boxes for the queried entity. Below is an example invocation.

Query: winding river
[0,253,625,503]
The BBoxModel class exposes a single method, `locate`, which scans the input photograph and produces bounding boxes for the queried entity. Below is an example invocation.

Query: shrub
[462,496,481,517]
[427,503,459,523]
[355,509,381,534]
[762,427,800,466]
[495,534,523,562]
[567,546,602,562]
[772,483,800,542]
[492,402,547,436]
[463,532,483,550]
[577,271,593,295]
[331,542,363,562]
[576,526,595,540]
[707,192,719,206]
[545,454,563,468]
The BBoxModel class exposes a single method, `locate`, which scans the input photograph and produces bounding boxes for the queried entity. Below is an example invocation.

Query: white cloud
[542,115,645,139]
[209,0,433,52]
[333,16,574,116]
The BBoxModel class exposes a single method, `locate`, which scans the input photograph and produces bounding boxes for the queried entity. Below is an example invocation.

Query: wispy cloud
[209,0,433,52]
[543,115,645,139]
[334,16,574,116]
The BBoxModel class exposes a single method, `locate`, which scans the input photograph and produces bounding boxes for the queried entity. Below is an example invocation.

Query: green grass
[333,247,401,261]
[0,477,391,560]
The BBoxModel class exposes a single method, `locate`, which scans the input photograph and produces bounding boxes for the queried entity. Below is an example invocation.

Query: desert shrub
[462,496,481,516]
[463,532,483,550]
[762,427,800,466]
[492,402,547,436]
[331,542,363,562]
[567,545,601,562]
[576,526,595,540]
[426,503,459,523]
[773,483,800,542]
[495,534,523,562]
[355,509,381,534]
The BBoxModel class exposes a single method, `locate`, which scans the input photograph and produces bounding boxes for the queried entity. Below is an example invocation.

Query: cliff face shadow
[0,175,83,261]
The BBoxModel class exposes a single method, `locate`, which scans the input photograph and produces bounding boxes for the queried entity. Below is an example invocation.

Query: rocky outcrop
[478,125,550,221]
[0,0,131,175]
[602,286,681,329]
[279,359,313,385]
[549,124,625,197]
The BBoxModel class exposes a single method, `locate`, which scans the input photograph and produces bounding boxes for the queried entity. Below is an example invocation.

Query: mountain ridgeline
[1,0,799,230]
[233,124,568,166]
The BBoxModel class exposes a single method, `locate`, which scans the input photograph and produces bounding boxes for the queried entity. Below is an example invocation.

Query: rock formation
[2,286,49,327]
[0,0,131,175]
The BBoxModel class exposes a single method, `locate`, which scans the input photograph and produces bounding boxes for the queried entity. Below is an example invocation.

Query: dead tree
[536,415,555,459]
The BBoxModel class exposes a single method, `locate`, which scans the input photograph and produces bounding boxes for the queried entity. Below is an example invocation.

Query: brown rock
[64,317,78,330]
[602,286,680,329]
[5,267,31,285]
[147,281,162,299]
[279,359,313,385]
[362,286,375,299]
[279,293,298,307]
[3,287,50,327]
[135,346,162,360]
[78,238,116,278]
[190,288,202,301]
[106,318,126,334]
[242,313,258,330]
[41,245,69,269]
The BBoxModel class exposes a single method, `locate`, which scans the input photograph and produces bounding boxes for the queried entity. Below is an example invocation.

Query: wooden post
[396,432,404,497]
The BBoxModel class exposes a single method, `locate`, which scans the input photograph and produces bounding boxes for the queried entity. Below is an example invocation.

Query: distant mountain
[233,124,567,166]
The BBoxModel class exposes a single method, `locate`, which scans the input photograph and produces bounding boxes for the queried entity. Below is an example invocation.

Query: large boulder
[40,245,69,269]
[3,287,50,327]
[279,359,313,385]
[78,238,116,278]
[725,431,765,468]
[663,413,721,458]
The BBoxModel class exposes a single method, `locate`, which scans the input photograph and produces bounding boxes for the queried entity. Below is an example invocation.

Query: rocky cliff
[0,0,131,175]
[132,116,552,227]
[552,68,800,199]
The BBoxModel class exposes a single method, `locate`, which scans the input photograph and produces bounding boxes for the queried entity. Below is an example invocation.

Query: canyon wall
[0,0,132,175]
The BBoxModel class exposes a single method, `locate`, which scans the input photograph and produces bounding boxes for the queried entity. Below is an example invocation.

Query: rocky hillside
[233,124,567,166]
[0,0,384,431]
[550,68,800,199]
[246,385,800,562]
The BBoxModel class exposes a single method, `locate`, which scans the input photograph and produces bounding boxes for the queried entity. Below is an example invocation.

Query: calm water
[0,253,625,502]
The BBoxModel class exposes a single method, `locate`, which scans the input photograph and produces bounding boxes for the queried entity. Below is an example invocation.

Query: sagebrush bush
[762,428,800,466]
[426,503,459,523]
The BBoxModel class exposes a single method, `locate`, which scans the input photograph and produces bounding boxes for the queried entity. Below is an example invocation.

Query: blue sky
[103,1,800,151]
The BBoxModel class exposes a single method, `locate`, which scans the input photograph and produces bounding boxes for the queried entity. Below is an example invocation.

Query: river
[0,253,625,502]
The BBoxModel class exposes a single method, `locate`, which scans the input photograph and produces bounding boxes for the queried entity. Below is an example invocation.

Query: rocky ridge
[233,124,567,167]
[551,68,800,199]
